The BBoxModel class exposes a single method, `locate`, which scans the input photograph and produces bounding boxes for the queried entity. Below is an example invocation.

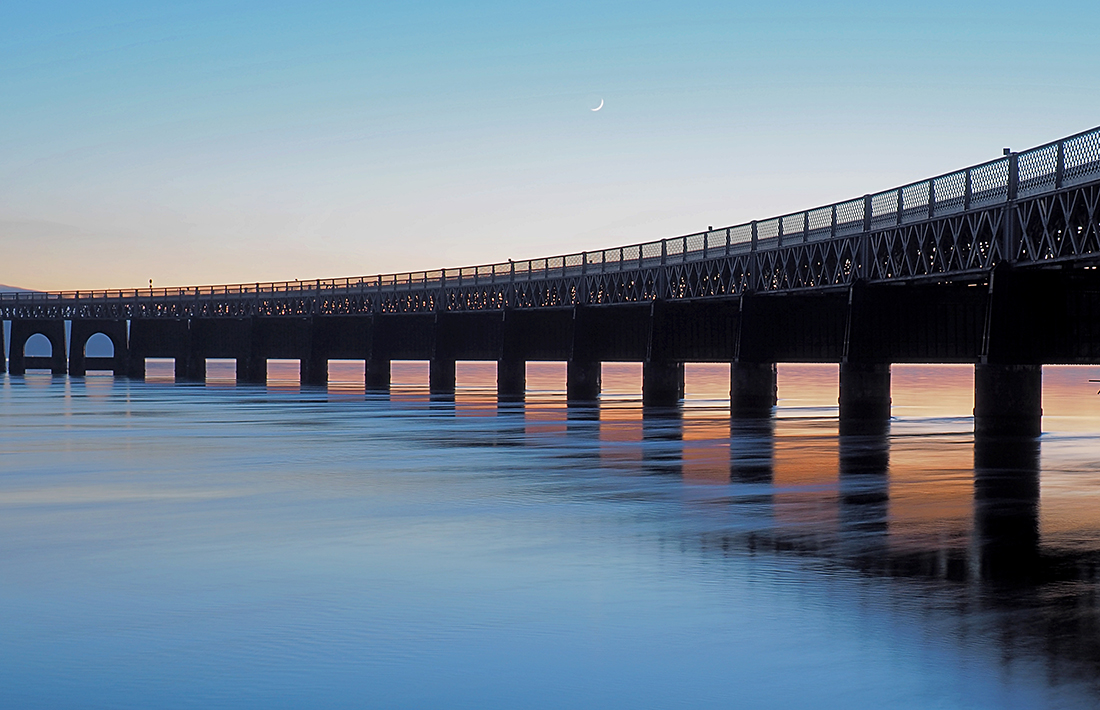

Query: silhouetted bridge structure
[5,126,1100,435]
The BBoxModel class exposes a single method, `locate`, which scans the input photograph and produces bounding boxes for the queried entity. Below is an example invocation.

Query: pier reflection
[597,403,1100,697]
[973,436,1041,582]
[729,418,774,484]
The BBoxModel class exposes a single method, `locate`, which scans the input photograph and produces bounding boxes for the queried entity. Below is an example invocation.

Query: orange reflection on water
[265,359,300,392]
[525,362,565,394]
[205,358,236,388]
[598,402,644,469]
[454,362,496,417]
[144,358,176,383]
[327,360,366,396]
[771,420,840,529]
[681,411,732,484]
[390,361,430,403]
[524,403,567,438]
[885,439,974,553]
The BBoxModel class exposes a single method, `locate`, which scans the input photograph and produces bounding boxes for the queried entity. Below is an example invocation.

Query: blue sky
[3,0,1099,289]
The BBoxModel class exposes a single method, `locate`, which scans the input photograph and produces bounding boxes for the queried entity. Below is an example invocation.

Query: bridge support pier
[430,358,456,395]
[237,356,267,384]
[731,362,777,417]
[0,325,6,374]
[69,320,128,377]
[302,357,327,386]
[183,354,206,382]
[8,319,67,375]
[642,361,683,407]
[974,364,1042,438]
[839,363,891,435]
[497,359,525,402]
[566,360,601,402]
[366,357,390,391]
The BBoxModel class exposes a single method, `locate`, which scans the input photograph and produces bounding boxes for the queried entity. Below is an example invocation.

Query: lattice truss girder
[1015,184,1100,263]
[755,237,860,291]
[8,182,1100,320]
[867,208,1002,280]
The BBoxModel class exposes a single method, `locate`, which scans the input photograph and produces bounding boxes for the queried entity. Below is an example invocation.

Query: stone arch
[8,320,67,375]
[69,320,129,377]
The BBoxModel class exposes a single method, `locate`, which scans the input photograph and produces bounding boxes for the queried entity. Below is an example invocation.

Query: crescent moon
[591,99,603,111]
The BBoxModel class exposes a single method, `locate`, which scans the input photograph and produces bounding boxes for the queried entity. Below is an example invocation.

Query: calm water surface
[2,362,1100,709]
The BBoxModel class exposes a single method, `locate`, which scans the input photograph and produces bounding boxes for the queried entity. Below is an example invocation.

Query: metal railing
[4,124,1100,305]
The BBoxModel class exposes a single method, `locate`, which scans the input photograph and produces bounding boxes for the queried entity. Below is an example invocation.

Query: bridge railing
[4,124,1100,305]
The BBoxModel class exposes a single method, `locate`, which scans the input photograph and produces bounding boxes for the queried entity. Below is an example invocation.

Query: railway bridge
[5,126,1100,436]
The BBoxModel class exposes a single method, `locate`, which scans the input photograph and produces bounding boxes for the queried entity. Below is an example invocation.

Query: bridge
[4,126,1100,435]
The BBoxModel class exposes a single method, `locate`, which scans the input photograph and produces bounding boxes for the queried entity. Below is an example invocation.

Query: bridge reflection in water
[447,361,1096,693]
[7,361,1100,702]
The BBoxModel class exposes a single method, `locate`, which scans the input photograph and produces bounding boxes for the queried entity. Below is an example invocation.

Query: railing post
[1004,151,1020,264]
[964,169,972,211]
[928,180,935,219]
[725,227,731,256]
[831,205,837,238]
[803,211,809,239]
[896,189,903,226]
[750,220,760,292]
[661,240,667,265]
[1056,140,1065,189]
[580,252,589,305]
[1007,151,1019,202]
[860,194,872,280]
[777,217,784,248]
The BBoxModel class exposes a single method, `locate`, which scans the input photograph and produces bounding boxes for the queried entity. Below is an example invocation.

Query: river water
[2,362,1100,709]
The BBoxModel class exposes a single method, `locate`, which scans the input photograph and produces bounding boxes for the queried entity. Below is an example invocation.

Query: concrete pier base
[365,358,390,392]
[566,360,601,402]
[731,362,777,418]
[128,357,146,380]
[237,356,267,384]
[302,358,327,386]
[642,360,683,407]
[497,359,525,402]
[429,358,456,395]
[839,363,891,435]
[183,355,206,382]
[974,363,1042,437]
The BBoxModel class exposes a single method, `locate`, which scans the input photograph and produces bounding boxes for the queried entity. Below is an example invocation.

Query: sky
[3,0,1100,291]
